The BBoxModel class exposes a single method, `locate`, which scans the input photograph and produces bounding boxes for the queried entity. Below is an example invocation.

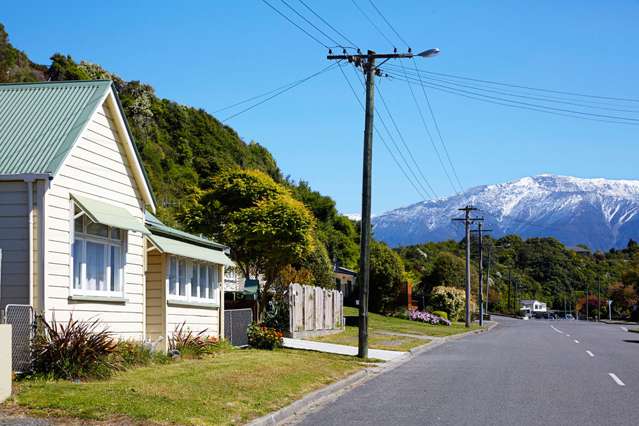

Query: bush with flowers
[408,308,452,326]
[247,322,284,350]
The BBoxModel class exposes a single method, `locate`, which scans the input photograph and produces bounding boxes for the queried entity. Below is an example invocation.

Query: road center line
[620,326,628,332]
[550,326,563,334]
[574,339,580,343]
[566,334,571,337]
[586,350,594,357]
[609,373,625,386]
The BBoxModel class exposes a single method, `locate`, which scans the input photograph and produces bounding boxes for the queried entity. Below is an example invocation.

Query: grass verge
[10,348,366,425]
[345,307,482,337]
[309,307,482,350]
[312,326,429,351]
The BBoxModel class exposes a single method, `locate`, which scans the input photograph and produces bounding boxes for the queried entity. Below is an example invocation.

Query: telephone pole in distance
[452,206,482,328]
[471,223,491,326]
[327,47,440,358]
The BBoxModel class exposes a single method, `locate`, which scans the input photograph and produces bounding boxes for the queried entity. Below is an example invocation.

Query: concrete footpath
[282,338,406,361]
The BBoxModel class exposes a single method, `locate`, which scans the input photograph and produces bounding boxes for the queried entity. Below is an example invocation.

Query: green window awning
[71,194,149,235]
[148,233,235,266]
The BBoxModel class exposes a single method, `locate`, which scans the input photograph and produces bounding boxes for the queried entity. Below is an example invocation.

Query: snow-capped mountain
[372,174,639,250]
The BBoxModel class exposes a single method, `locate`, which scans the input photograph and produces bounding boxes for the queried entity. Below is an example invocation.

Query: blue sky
[3,1,639,214]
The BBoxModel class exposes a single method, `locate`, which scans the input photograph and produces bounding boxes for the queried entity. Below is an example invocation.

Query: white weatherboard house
[0,80,233,344]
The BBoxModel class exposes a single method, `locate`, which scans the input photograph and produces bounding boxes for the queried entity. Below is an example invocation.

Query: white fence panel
[288,283,344,337]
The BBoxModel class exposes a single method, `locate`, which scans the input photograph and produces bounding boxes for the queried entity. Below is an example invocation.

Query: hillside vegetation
[398,236,639,320]
[0,23,359,270]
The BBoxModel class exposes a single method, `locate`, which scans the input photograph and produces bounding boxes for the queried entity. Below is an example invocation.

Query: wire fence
[2,304,34,373]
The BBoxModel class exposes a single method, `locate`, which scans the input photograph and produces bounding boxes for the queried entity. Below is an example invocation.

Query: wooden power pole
[327,49,438,357]
[453,206,481,328]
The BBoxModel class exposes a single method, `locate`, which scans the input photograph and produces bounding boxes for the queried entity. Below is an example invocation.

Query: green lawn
[312,326,430,351]
[343,307,482,337]
[311,307,481,349]
[11,348,366,425]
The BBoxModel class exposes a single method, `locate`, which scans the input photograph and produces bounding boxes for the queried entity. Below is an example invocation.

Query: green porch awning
[148,233,235,266]
[71,194,149,235]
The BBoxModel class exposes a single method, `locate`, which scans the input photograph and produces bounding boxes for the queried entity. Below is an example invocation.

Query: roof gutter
[0,173,52,181]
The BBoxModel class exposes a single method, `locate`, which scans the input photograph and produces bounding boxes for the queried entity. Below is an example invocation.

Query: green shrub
[31,316,118,380]
[390,309,410,320]
[114,340,153,368]
[247,323,283,350]
[432,310,448,320]
[168,322,219,358]
[429,286,466,321]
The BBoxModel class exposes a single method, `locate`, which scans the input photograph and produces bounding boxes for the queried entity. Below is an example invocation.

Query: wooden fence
[288,283,344,338]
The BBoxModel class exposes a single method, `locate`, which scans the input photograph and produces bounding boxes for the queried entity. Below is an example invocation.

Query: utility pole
[327,48,439,358]
[508,266,513,309]
[471,224,491,326]
[586,285,589,321]
[453,206,481,327]
[485,245,492,315]
[597,278,601,322]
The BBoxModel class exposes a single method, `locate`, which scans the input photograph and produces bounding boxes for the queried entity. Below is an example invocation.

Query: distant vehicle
[564,314,575,320]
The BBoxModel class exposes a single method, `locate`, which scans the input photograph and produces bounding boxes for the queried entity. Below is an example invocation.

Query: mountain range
[372,174,639,251]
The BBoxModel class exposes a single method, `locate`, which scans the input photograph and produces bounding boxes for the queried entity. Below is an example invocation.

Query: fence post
[0,324,11,403]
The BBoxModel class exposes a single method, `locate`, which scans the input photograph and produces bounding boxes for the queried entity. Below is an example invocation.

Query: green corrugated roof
[0,80,112,175]
[145,211,228,250]
[147,233,235,266]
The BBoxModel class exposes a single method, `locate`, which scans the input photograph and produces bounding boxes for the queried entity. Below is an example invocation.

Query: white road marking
[609,373,625,386]
[550,326,563,334]
[566,334,571,337]
[586,350,594,357]
[574,339,580,343]
[620,326,628,332]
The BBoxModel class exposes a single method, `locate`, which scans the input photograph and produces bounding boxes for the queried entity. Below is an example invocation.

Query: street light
[416,48,441,58]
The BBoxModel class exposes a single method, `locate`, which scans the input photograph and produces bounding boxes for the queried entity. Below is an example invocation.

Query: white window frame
[166,255,220,305]
[69,202,127,298]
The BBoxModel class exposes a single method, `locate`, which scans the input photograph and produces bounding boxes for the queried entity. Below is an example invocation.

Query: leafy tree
[368,241,405,313]
[47,54,91,81]
[421,252,466,292]
[183,169,320,318]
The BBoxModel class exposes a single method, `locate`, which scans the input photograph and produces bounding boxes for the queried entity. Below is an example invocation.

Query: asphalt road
[299,316,639,426]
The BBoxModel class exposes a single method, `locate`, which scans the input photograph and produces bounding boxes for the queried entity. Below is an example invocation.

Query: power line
[366,0,410,48]
[353,66,435,199]
[279,0,344,48]
[375,83,439,198]
[398,66,639,104]
[386,72,639,126]
[384,64,639,114]
[408,58,465,193]
[297,0,359,49]
[386,71,639,123]
[222,62,339,122]
[350,0,395,47]
[337,63,430,201]
[261,0,329,48]
[400,58,464,194]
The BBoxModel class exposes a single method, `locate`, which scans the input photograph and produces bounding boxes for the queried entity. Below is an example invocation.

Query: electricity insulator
[393,47,397,53]
[328,48,333,54]
[408,47,412,53]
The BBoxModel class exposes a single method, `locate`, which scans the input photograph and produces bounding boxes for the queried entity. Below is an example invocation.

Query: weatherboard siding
[145,250,165,342]
[0,181,29,309]
[45,101,147,339]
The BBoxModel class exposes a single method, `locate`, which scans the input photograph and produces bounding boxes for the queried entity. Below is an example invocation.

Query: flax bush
[31,316,118,380]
